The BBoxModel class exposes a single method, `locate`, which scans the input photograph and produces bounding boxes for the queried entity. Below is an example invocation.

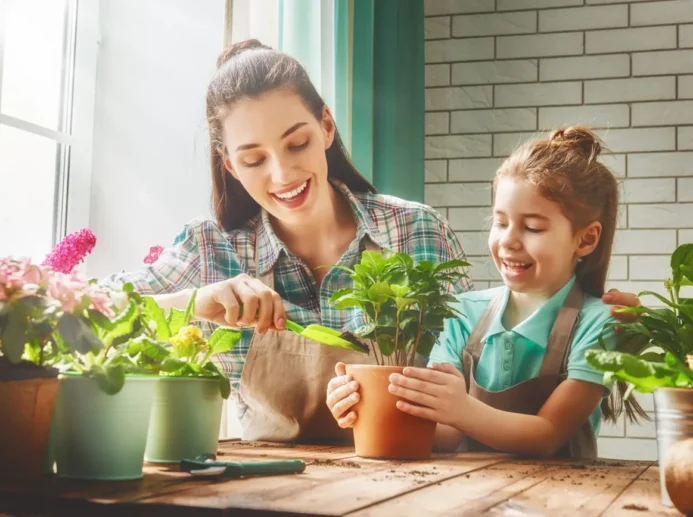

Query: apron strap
[464,292,505,363]
[538,282,584,377]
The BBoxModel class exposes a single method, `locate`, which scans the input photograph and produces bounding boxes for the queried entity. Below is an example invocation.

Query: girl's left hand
[388,362,467,427]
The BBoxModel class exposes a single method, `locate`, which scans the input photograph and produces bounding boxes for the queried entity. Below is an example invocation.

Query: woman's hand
[194,274,286,334]
[602,288,641,322]
[388,362,468,428]
[326,362,360,428]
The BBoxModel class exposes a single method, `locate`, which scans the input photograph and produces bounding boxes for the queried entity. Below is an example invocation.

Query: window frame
[0,0,99,255]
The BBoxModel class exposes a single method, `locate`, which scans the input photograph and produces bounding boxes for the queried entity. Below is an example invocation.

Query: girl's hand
[388,362,468,428]
[194,274,286,335]
[602,289,641,322]
[326,362,360,428]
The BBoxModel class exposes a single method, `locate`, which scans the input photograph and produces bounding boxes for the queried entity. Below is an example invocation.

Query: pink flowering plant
[0,257,114,373]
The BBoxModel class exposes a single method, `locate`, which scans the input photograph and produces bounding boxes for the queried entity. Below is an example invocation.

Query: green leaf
[57,313,104,355]
[208,328,242,354]
[89,364,126,395]
[585,350,682,392]
[672,243,693,283]
[362,251,386,272]
[122,283,135,293]
[390,285,410,298]
[143,296,171,341]
[2,310,29,363]
[167,309,187,336]
[101,299,140,346]
[368,282,393,304]
[127,336,170,362]
[161,357,186,373]
[416,330,438,358]
[183,289,197,327]
[680,265,693,286]
[218,375,231,399]
[355,321,377,338]
[377,334,395,357]
[434,259,470,273]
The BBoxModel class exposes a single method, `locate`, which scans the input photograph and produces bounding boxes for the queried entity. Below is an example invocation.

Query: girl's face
[489,177,601,299]
[221,88,336,226]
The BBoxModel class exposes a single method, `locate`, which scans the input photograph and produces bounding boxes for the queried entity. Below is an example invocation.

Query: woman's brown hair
[495,126,647,424]
[206,39,375,231]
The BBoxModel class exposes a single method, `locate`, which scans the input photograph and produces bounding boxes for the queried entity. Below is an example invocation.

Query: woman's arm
[389,364,603,458]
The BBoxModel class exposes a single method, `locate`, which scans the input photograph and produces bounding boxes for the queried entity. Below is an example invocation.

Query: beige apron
[237,242,380,443]
[461,282,597,459]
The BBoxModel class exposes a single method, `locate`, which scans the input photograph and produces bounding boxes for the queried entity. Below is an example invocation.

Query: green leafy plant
[328,250,469,366]
[586,243,693,395]
[124,289,240,399]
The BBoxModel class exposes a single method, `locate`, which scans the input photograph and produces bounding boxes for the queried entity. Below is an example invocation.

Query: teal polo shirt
[429,276,617,436]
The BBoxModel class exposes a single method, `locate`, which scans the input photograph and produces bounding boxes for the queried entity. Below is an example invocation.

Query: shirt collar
[482,276,577,347]
[254,179,388,276]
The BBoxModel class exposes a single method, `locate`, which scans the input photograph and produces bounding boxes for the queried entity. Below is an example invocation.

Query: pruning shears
[180,453,306,478]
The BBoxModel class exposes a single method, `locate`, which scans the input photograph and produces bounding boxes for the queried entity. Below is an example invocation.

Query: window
[0,0,98,262]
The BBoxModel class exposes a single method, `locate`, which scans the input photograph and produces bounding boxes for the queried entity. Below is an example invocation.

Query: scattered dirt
[570,464,587,470]
[220,441,296,449]
[592,459,625,467]
[622,503,648,512]
[306,459,361,469]
[408,470,435,477]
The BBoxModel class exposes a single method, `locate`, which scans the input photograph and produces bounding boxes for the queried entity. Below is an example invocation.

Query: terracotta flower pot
[0,377,60,481]
[345,364,436,460]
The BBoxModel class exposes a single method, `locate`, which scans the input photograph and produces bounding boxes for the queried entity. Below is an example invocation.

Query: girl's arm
[434,424,465,452]
[453,379,602,457]
[389,363,603,458]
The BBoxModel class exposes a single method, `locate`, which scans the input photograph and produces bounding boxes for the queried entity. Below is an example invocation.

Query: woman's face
[221,88,336,226]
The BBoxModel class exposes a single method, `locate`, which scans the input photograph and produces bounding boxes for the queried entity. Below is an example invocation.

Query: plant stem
[410,307,425,367]
[395,311,402,366]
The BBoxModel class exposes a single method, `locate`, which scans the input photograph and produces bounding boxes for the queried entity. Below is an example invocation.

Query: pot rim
[58,372,158,382]
[345,364,406,371]
[155,375,220,382]
[654,386,693,393]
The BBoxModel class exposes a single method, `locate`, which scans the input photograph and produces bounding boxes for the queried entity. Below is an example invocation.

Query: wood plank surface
[0,445,681,517]
[602,466,681,517]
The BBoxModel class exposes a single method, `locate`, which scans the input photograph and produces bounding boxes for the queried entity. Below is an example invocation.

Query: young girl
[384,126,640,458]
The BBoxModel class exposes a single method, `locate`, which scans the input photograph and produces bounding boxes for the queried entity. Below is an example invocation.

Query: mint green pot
[53,374,157,480]
[144,377,223,463]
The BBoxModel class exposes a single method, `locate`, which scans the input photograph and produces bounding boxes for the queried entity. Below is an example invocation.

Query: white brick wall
[424,0,693,461]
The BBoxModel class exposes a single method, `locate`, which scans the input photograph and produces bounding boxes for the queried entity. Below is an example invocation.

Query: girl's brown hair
[495,126,647,423]
[206,39,375,231]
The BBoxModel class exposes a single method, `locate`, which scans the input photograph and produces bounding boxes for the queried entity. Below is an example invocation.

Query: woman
[107,39,638,444]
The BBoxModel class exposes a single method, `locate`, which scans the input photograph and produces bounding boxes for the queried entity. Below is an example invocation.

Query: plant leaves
[585,350,686,392]
[57,313,104,355]
[2,310,29,363]
[101,299,140,346]
[143,296,171,341]
[89,364,126,395]
[167,309,187,336]
[208,328,242,355]
[161,357,186,373]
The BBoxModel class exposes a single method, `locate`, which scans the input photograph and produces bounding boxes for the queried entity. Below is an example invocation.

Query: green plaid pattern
[103,180,473,410]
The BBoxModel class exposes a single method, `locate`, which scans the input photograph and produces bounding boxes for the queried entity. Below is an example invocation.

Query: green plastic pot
[53,374,157,480]
[144,376,223,463]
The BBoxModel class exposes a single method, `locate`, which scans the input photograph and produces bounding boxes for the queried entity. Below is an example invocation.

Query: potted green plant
[123,291,240,464]
[586,243,693,511]
[0,256,112,481]
[47,282,161,481]
[326,250,468,460]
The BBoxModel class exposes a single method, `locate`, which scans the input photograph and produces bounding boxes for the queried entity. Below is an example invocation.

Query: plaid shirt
[103,180,473,410]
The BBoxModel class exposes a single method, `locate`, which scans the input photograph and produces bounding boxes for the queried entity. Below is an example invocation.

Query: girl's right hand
[193,274,286,335]
[326,362,360,428]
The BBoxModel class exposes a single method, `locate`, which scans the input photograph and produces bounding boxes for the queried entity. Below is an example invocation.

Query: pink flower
[42,228,97,274]
[144,245,164,265]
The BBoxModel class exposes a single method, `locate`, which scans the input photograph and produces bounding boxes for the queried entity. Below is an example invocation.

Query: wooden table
[0,440,681,517]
